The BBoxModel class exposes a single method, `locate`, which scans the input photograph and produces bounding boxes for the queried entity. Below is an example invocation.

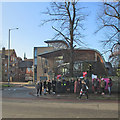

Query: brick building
[18,59,33,81]
[1,47,33,82]
[0,47,22,82]
[33,41,107,82]
[33,47,54,82]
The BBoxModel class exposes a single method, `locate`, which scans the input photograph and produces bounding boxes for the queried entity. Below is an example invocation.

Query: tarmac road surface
[2,97,118,118]
[2,86,119,118]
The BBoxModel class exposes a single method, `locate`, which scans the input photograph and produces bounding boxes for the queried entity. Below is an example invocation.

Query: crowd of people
[92,77,112,95]
[35,77,113,99]
[36,79,56,96]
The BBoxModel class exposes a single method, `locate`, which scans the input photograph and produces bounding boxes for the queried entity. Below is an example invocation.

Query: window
[44,68,48,73]
[34,58,37,65]
[55,56,63,60]
[34,48,37,57]
[27,68,30,72]
[34,66,37,73]
[11,56,13,61]
[56,60,63,64]
[13,57,15,61]
[97,56,100,62]
[45,59,48,66]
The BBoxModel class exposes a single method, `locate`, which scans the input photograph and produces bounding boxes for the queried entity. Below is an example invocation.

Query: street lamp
[8,28,19,86]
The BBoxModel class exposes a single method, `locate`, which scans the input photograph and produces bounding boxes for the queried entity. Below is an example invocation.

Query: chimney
[24,53,27,60]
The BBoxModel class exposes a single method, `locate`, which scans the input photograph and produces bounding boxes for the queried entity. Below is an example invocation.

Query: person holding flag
[79,80,88,100]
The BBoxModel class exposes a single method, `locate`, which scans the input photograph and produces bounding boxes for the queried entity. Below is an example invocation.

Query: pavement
[30,90,119,102]
[1,82,119,102]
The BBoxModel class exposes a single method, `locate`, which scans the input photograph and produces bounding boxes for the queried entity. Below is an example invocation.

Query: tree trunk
[69,46,74,77]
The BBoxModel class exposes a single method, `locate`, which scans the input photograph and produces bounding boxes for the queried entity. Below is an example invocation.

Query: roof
[38,49,67,58]
[5,49,17,56]
[44,40,69,48]
[0,48,17,57]
[38,48,105,63]
[18,61,33,68]
[24,59,33,62]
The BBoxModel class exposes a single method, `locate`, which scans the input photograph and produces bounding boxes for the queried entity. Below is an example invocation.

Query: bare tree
[41,1,87,77]
[95,1,120,66]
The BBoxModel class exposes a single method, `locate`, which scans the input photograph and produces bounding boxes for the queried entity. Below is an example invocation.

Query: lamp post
[8,28,19,86]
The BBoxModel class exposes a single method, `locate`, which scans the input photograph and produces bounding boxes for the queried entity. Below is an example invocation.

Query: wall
[0,54,2,82]
[33,47,54,82]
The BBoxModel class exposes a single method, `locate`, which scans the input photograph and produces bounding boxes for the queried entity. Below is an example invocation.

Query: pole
[8,28,18,87]
[8,29,10,87]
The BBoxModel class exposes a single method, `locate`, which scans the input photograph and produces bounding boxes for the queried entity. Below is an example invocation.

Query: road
[2,86,119,118]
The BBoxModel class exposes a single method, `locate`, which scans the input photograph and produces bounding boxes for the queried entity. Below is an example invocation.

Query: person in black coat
[84,77,89,88]
[108,78,112,95]
[48,80,51,94]
[40,80,42,95]
[43,80,47,95]
[52,79,56,94]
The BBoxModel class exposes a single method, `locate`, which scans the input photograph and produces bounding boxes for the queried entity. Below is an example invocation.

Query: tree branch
[104,24,120,32]
[104,2,120,17]
[52,26,70,45]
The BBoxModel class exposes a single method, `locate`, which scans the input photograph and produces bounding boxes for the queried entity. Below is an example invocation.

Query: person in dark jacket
[40,80,42,95]
[108,78,112,95]
[70,79,74,93]
[79,80,88,99]
[52,79,56,94]
[84,77,89,88]
[78,78,82,93]
[43,80,47,95]
[48,80,51,94]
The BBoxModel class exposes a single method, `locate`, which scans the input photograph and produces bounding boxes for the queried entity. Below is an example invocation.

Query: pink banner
[103,78,109,90]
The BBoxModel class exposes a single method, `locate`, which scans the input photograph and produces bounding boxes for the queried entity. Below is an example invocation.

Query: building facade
[18,59,33,81]
[33,41,107,82]
[38,49,107,78]
[33,47,54,82]
[0,47,21,82]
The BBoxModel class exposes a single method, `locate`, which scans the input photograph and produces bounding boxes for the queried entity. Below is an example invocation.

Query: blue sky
[1,2,109,61]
